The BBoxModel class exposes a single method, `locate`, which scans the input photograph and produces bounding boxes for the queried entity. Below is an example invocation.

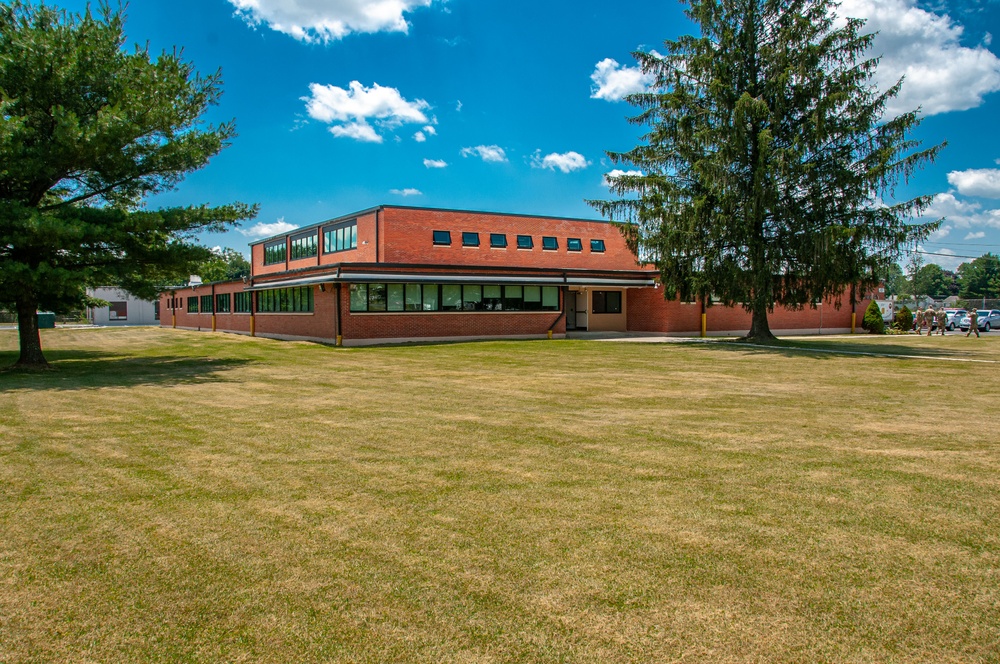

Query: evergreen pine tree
[590,0,942,341]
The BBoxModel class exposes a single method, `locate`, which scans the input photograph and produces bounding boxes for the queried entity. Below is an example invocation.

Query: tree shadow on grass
[679,337,991,361]
[0,350,254,391]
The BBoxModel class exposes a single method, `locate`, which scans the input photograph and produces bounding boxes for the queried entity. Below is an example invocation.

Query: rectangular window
[109,301,127,320]
[264,241,286,265]
[234,292,252,313]
[567,238,583,252]
[350,283,368,311]
[405,283,422,311]
[368,284,387,312]
[342,283,560,314]
[542,286,559,309]
[490,233,507,248]
[323,220,358,255]
[290,232,319,260]
[463,284,483,311]
[387,284,405,312]
[590,239,606,253]
[442,284,462,311]
[200,295,214,313]
[257,287,314,313]
[422,284,439,311]
[187,297,199,313]
[462,232,480,247]
[593,290,622,314]
[215,293,231,313]
[483,284,502,310]
[542,236,558,251]
[433,230,452,246]
[504,285,523,311]
[154,301,160,321]
[516,235,533,249]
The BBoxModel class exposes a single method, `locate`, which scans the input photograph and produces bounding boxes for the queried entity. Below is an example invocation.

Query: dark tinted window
[516,235,533,249]
[433,230,451,245]
[462,232,480,247]
[490,233,507,248]
[567,238,582,251]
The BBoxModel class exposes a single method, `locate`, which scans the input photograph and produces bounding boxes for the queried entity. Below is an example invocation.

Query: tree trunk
[14,298,49,370]
[745,295,777,343]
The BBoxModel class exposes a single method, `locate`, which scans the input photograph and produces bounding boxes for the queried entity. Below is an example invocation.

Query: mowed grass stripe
[1,327,998,663]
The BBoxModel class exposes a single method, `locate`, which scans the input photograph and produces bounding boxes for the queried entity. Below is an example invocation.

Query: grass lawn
[1,327,999,663]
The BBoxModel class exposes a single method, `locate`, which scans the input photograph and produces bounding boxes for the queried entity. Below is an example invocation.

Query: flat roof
[248,205,616,246]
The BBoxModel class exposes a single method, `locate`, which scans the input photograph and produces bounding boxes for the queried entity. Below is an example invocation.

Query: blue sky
[58,0,1000,272]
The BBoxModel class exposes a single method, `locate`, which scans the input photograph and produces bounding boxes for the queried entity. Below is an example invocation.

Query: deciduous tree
[590,0,941,341]
[0,1,255,368]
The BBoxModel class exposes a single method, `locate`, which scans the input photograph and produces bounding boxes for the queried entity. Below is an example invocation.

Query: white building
[87,287,159,326]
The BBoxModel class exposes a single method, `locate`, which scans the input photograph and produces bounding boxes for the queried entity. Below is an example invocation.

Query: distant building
[161,205,875,345]
[88,287,159,326]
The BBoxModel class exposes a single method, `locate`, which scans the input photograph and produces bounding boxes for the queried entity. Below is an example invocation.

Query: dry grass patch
[1,327,999,663]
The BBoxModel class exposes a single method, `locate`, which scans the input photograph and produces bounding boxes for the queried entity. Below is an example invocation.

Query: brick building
[160,205,872,345]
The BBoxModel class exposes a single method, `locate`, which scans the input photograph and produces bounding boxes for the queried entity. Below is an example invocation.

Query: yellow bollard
[851,312,856,334]
[336,335,343,347]
[701,313,707,338]
[547,330,553,339]
[172,313,176,329]
[250,315,256,337]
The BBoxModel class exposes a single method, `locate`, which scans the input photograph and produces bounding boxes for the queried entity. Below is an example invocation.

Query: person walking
[914,307,923,334]
[966,308,980,337]
[924,306,936,336]
[936,307,948,335]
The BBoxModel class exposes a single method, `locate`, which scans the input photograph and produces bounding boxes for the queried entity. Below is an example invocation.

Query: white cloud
[456,100,463,112]
[590,57,653,101]
[460,145,507,163]
[603,169,643,186]
[965,231,986,240]
[946,168,1000,198]
[239,218,298,239]
[920,192,1000,229]
[227,0,436,43]
[413,125,437,142]
[423,158,447,168]
[917,245,963,271]
[531,150,591,173]
[836,0,1000,116]
[413,131,426,142]
[329,121,383,143]
[389,188,422,196]
[303,81,430,143]
[928,224,951,240]
[423,125,437,136]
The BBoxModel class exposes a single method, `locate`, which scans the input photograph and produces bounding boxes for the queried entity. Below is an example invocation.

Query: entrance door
[565,288,577,330]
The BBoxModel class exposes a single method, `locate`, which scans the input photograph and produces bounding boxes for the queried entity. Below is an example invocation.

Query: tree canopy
[196,247,251,283]
[590,0,942,340]
[957,253,1000,299]
[0,1,255,368]
[910,263,949,299]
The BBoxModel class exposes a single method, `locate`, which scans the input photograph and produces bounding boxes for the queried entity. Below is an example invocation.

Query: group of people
[910,306,980,337]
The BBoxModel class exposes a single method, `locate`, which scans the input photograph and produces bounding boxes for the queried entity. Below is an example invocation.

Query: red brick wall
[161,282,337,341]
[160,281,254,333]
[339,284,565,343]
[628,288,870,334]
[379,207,642,271]
[250,212,379,277]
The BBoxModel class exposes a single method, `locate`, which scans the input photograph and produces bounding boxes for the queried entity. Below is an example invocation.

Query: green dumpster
[37,312,56,329]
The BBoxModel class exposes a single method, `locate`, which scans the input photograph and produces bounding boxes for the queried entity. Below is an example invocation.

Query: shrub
[893,305,913,331]
[862,300,885,334]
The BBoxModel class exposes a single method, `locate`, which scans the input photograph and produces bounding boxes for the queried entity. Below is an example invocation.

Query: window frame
[516,235,533,249]
[541,236,558,251]
[263,240,287,265]
[200,294,214,314]
[462,231,480,247]
[567,238,583,252]
[590,239,606,253]
[490,233,507,248]
[215,293,231,314]
[322,220,358,255]
[289,231,319,261]
[432,230,452,246]
[592,290,622,314]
